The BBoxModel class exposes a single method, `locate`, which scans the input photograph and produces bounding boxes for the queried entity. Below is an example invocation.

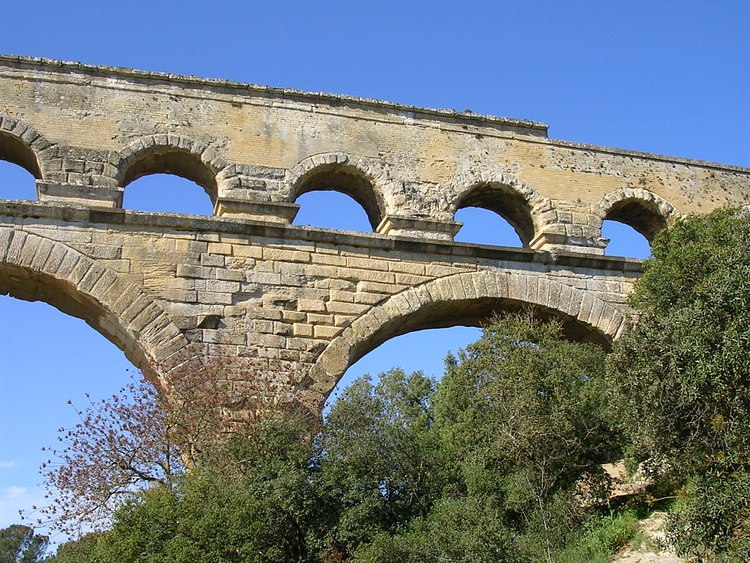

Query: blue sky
[0,0,748,538]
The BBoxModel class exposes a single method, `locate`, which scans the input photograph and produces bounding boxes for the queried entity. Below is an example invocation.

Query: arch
[294,190,372,231]
[289,153,386,230]
[0,159,37,201]
[602,220,652,259]
[0,116,54,179]
[452,173,544,246]
[454,206,523,247]
[124,173,216,215]
[117,135,226,204]
[598,189,680,241]
[0,227,189,381]
[302,271,627,408]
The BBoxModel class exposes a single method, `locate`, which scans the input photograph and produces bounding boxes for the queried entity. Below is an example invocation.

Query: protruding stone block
[214,197,300,224]
[37,181,124,208]
[377,215,462,240]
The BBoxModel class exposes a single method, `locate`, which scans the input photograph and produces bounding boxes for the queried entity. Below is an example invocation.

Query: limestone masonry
[1,55,749,414]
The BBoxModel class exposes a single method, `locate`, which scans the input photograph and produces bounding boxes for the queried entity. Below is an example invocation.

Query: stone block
[293,323,314,338]
[201,253,225,267]
[207,242,233,255]
[204,279,241,293]
[394,272,429,285]
[353,291,385,305]
[263,248,311,263]
[282,310,306,322]
[325,300,369,315]
[175,239,207,253]
[298,298,326,312]
[176,264,213,279]
[215,268,245,282]
[306,313,334,325]
[314,325,341,339]
[198,291,234,305]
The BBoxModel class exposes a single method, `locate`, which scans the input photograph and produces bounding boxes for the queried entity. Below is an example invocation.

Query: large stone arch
[452,172,546,246]
[116,135,228,205]
[288,153,387,231]
[0,115,58,180]
[598,188,681,241]
[300,270,627,409]
[0,227,189,385]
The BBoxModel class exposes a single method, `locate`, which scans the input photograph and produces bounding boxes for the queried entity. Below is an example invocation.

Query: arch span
[0,227,189,381]
[0,115,55,180]
[598,188,680,241]
[117,135,226,204]
[452,173,545,246]
[289,153,386,230]
[302,270,627,408]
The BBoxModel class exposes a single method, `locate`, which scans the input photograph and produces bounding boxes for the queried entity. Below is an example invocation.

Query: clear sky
[0,0,748,539]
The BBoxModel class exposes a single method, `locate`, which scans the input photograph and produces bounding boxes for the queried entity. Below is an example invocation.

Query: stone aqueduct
[2,55,750,413]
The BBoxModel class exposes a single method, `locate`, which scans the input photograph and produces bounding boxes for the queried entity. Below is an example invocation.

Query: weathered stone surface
[1,55,748,414]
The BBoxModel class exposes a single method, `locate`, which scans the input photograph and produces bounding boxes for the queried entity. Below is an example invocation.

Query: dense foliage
[607,207,750,559]
[350,315,620,562]
[0,525,48,563]
[43,313,626,562]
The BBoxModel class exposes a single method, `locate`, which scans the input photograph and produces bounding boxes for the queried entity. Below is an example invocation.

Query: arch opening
[324,325,481,412]
[0,231,189,382]
[0,294,137,535]
[604,198,669,242]
[307,272,625,411]
[120,148,218,210]
[455,183,535,246]
[348,297,610,371]
[293,164,382,231]
[123,173,215,215]
[293,190,372,231]
[0,159,37,201]
[602,219,651,259]
[313,295,614,410]
[0,261,151,372]
[0,131,41,180]
[454,206,523,247]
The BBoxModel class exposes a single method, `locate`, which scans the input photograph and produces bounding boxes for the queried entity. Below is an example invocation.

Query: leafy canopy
[0,524,49,563]
[607,208,750,559]
[45,313,623,562]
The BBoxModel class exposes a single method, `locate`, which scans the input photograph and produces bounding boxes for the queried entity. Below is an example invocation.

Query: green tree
[431,313,618,562]
[47,315,622,562]
[335,314,619,562]
[354,496,516,562]
[0,525,48,563]
[316,368,441,557]
[44,533,103,563]
[75,415,323,563]
[607,208,750,558]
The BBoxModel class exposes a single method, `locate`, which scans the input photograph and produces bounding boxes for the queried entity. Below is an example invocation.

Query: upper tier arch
[0,116,54,180]
[289,153,387,231]
[598,188,681,241]
[117,135,228,204]
[453,174,544,246]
